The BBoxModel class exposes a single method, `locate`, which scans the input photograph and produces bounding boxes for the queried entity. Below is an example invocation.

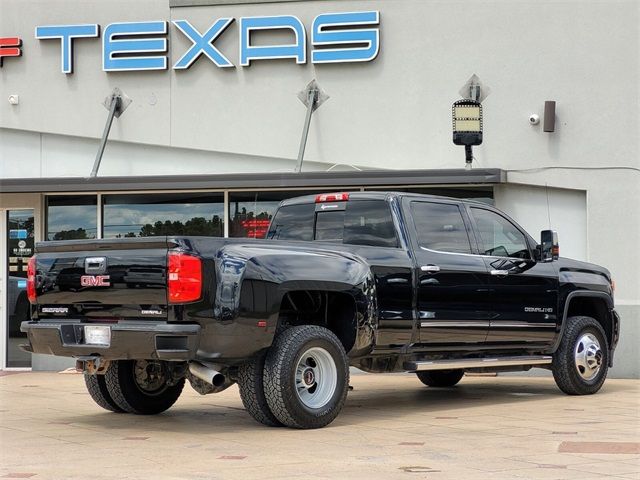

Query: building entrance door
[3,209,35,368]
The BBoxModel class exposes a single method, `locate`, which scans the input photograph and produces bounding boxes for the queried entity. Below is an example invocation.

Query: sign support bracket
[90,88,131,177]
[295,80,328,173]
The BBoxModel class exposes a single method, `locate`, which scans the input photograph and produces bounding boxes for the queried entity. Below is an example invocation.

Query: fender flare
[548,290,614,353]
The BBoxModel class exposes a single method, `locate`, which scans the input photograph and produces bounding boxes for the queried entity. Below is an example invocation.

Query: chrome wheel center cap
[575,333,603,381]
[303,368,315,387]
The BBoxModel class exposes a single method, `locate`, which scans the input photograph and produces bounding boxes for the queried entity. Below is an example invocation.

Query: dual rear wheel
[238,325,349,429]
[84,359,184,415]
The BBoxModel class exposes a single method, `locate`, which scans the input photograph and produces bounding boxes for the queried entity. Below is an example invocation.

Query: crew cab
[21,192,620,428]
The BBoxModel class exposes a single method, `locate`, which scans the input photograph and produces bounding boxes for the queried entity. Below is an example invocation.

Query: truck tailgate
[34,238,173,320]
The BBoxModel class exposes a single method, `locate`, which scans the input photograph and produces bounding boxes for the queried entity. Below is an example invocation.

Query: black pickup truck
[21,192,620,429]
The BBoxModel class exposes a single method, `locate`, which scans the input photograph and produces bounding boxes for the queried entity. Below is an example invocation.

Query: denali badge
[524,307,553,313]
[141,309,163,315]
[80,275,111,287]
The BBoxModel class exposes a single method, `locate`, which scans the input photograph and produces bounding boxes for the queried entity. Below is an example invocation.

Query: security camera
[529,114,540,125]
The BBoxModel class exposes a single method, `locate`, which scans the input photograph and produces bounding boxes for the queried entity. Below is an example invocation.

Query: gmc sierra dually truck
[21,192,620,429]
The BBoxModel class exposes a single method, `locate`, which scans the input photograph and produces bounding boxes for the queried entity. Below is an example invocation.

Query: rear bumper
[20,320,200,361]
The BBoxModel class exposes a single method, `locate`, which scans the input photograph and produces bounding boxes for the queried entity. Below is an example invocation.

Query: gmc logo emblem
[80,275,111,287]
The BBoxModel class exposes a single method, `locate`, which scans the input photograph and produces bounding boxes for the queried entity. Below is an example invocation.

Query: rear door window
[411,201,473,254]
[343,200,398,248]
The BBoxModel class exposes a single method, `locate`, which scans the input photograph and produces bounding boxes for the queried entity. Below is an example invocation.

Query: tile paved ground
[0,372,638,480]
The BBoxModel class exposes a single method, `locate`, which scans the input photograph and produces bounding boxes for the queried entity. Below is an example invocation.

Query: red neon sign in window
[241,219,271,239]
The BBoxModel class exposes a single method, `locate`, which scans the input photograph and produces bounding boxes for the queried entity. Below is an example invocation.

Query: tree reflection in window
[46,195,97,241]
[103,193,224,238]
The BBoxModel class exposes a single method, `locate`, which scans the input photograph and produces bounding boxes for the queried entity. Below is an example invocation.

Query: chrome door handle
[421,265,440,273]
[491,269,509,276]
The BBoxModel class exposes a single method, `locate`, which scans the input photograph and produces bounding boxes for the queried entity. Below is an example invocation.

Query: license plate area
[84,325,111,346]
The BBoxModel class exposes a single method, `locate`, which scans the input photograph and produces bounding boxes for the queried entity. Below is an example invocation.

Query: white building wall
[0,0,638,376]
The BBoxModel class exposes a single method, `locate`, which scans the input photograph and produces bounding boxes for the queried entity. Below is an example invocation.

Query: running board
[404,355,553,372]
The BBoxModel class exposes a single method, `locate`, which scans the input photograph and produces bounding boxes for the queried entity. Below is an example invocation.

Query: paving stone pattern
[0,372,638,480]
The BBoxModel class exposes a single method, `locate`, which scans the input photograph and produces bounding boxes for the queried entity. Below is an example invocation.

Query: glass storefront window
[46,195,97,241]
[229,191,326,238]
[6,209,34,368]
[103,193,224,238]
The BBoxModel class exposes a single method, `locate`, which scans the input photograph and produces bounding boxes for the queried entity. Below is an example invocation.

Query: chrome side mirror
[540,230,559,262]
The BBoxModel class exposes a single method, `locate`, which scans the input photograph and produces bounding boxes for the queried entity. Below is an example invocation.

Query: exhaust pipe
[189,361,226,387]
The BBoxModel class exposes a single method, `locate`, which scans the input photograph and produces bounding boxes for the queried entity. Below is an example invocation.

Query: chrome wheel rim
[574,333,603,381]
[295,347,337,409]
[133,360,168,395]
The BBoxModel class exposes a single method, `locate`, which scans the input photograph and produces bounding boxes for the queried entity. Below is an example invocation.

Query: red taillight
[315,192,350,203]
[27,256,37,304]
[167,252,202,304]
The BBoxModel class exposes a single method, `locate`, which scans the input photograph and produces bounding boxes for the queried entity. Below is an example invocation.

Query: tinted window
[46,195,97,241]
[315,210,346,241]
[314,201,397,247]
[411,202,472,254]
[229,190,324,238]
[103,193,224,238]
[267,204,315,240]
[267,200,398,247]
[471,208,530,259]
[343,200,398,248]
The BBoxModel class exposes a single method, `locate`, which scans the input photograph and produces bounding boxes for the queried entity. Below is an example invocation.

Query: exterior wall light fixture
[452,99,483,169]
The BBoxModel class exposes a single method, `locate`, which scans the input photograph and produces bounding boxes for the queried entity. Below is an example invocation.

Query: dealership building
[0,0,638,377]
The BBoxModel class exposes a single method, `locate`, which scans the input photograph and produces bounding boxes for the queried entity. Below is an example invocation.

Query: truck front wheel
[105,360,185,414]
[416,369,464,388]
[264,326,349,429]
[552,316,609,395]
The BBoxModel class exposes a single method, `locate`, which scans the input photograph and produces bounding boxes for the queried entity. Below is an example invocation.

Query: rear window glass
[315,210,345,241]
[266,204,314,240]
[267,200,398,248]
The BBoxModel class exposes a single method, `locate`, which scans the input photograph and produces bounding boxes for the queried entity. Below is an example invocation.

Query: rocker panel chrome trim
[404,355,553,371]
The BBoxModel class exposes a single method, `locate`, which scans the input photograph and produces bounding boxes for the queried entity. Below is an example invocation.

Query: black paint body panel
[23,193,619,369]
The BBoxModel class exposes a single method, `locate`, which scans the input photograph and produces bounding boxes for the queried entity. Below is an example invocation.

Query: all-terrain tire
[552,316,609,395]
[237,352,282,427]
[416,369,464,388]
[264,325,349,429]
[105,360,185,414]
[84,373,124,413]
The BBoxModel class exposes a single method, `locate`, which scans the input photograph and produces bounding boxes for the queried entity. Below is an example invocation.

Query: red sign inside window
[241,219,270,239]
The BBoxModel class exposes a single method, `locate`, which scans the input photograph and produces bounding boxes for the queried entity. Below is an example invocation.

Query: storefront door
[3,209,35,368]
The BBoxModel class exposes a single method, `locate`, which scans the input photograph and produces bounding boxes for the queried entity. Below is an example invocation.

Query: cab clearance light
[27,256,37,304]
[315,192,350,203]
[167,252,202,304]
